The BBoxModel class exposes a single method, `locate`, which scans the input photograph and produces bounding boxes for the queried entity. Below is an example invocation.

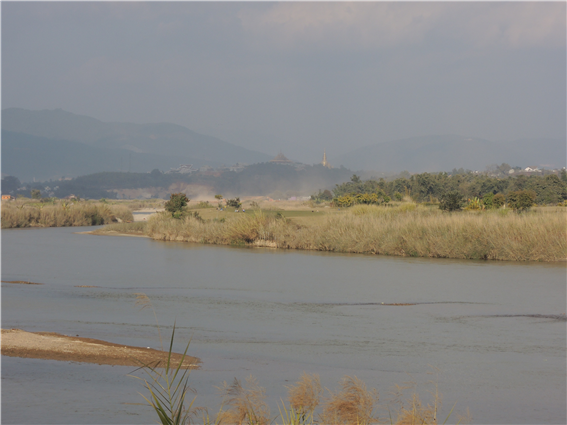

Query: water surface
[2,226,565,424]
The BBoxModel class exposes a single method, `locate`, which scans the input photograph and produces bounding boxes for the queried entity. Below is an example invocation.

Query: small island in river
[1,328,200,369]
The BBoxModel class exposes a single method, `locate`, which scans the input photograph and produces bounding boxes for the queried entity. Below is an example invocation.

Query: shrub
[333,191,390,208]
[507,190,536,212]
[195,201,212,209]
[439,191,463,211]
[493,193,505,208]
[464,197,484,211]
[483,193,494,209]
[226,197,242,209]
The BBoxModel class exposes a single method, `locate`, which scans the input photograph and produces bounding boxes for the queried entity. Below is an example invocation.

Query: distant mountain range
[2,108,272,181]
[2,108,565,182]
[336,135,566,173]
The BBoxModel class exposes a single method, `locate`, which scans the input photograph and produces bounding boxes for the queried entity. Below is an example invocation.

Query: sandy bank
[77,230,149,238]
[1,329,200,368]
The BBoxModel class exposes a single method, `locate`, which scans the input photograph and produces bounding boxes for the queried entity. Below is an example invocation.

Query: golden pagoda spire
[321,149,331,168]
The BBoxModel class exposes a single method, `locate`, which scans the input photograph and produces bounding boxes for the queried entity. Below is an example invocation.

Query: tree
[226,197,242,209]
[439,191,463,211]
[507,190,536,212]
[350,174,361,183]
[482,192,494,208]
[1,176,21,194]
[31,189,41,199]
[165,193,189,218]
[320,190,333,201]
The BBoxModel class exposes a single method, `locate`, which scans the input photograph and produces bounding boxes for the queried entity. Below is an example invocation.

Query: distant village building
[321,150,332,168]
[524,166,540,172]
[2,195,13,200]
[228,163,247,172]
[270,152,293,164]
[166,164,196,174]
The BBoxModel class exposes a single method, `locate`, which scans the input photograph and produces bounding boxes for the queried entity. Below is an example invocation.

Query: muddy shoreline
[1,329,200,368]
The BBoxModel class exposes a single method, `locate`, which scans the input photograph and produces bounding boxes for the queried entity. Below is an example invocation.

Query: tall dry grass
[142,206,566,262]
[193,373,463,425]
[133,297,466,425]
[145,211,293,247]
[1,201,133,228]
[307,205,566,261]
[320,376,378,425]
[118,199,165,210]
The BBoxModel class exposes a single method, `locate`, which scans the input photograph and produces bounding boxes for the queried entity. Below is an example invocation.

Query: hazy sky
[2,2,565,163]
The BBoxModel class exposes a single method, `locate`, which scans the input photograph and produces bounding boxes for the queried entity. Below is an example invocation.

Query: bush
[483,193,494,209]
[195,201,212,209]
[493,193,505,208]
[464,197,484,211]
[226,197,242,209]
[439,191,463,211]
[165,193,189,218]
[333,191,390,208]
[507,190,536,212]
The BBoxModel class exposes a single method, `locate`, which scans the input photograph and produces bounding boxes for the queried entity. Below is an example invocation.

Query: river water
[1,226,565,424]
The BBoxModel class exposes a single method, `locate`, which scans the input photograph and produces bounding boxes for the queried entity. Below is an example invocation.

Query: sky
[2,1,566,163]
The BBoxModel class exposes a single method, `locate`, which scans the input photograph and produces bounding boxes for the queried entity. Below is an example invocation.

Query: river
[1,226,565,424]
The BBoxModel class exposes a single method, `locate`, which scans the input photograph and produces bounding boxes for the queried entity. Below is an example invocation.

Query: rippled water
[1,226,565,424]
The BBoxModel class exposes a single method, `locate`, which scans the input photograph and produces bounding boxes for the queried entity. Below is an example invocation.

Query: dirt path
[1,328,200,368]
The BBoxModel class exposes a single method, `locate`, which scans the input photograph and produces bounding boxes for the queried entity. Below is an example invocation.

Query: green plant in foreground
[130,325,195,425]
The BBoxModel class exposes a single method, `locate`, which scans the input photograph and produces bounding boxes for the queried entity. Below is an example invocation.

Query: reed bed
[117,199,165,210]
[143,206,566,262]
[152,370,464,425]
[1,202,133,228]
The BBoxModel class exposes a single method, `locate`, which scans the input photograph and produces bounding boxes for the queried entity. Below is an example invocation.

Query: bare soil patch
[1,328,200,368]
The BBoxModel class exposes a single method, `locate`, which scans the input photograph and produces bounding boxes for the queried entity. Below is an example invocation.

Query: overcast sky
[2,2,565,163]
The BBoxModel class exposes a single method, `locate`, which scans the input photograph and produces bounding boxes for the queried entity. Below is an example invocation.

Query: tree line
[329,170,567,206]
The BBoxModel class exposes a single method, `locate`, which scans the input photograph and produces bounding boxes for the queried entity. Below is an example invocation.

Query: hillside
[337,135,566,172]
[1,130,212,182]
[2,108,273,171]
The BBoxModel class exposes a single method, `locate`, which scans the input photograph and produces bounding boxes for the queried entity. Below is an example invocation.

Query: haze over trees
[2,108,565,183]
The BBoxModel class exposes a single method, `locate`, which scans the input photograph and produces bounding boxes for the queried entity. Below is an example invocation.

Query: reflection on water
[1,226,566,424]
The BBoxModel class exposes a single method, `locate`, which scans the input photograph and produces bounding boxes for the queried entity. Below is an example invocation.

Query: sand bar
[1,328,200,368]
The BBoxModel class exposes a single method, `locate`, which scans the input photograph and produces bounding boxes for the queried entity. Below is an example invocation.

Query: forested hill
[1,130,206,182]
[12,163,353,200]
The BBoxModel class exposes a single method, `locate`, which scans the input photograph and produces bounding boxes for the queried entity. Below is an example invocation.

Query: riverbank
[93,204,567,262]
[1,328,199,368]
[1,200,133,228]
